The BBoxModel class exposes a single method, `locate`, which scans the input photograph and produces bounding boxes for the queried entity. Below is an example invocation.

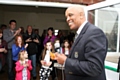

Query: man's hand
[55,53,67,65]
[26,38,32,42]
[33,38,39,43]
[14,30,21,36]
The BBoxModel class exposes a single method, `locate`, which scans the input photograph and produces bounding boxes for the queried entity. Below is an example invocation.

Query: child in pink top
[15,50,32,80]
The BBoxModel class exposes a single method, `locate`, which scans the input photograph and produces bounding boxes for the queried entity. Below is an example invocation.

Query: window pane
[88,6,119,52]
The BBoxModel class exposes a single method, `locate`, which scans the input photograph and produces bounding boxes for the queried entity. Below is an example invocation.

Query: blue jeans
[29,54,36,77]
[7,49,14,80]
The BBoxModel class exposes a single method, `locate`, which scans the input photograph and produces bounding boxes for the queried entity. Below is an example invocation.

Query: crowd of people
[0,19,74,80]
[0,5,108,80]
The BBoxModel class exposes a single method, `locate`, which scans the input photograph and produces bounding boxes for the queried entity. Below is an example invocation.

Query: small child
[39,41,55,80]
[54,38,61,53]
[62,40,70,56]
[15,50,32,80]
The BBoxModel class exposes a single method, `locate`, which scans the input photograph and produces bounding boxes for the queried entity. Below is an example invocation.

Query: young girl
[62,40,70,56]
[15,50,32,80]
[39,41,55,80]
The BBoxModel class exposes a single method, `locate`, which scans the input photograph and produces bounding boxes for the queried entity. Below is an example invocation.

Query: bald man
[55,6,108,80]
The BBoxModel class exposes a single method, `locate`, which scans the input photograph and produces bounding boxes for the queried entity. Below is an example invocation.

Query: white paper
[44,50,50,63]
[65,50,69,55]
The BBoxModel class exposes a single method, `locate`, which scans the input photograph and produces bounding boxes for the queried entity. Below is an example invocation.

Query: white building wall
[2,11,68,35]
[0,7,4,24]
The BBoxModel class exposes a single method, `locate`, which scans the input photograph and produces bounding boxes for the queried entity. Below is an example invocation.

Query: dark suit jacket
[65,22,108,80]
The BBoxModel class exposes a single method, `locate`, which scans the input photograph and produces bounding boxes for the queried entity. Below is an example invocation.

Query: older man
[24,25,40,80]
[55,6,108,80]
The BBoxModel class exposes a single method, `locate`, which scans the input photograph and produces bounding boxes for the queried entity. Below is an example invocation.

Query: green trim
[105,65,117,72]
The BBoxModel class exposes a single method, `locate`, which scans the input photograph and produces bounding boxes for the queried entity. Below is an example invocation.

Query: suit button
[69,72,73,74]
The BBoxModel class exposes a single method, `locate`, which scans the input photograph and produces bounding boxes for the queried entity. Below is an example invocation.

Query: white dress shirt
[76,21,88,39]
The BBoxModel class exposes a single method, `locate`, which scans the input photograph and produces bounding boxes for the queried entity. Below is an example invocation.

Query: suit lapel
[69,22,90,58]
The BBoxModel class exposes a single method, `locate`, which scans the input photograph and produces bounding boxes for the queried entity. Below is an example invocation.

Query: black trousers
[117,57,120,72]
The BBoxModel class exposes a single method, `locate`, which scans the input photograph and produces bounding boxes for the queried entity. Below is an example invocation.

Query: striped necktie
[74,33,78,42]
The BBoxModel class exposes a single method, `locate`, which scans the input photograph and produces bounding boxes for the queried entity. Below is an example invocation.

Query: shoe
[33,77,36,80]
[0,70,5,74]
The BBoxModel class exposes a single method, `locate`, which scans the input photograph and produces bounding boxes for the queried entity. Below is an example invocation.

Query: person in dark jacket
[24,25,40,80]
[34,29,42,66]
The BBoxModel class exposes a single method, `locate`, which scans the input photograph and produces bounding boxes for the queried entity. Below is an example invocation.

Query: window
[88,6,119,52]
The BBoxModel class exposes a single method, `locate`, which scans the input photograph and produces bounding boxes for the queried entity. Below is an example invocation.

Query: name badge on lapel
[74,52,78,58]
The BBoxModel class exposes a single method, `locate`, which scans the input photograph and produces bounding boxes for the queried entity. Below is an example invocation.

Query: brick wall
[37,0,105,5]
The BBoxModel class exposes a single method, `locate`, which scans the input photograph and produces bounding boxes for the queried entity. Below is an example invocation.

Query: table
[54,63,65,80]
